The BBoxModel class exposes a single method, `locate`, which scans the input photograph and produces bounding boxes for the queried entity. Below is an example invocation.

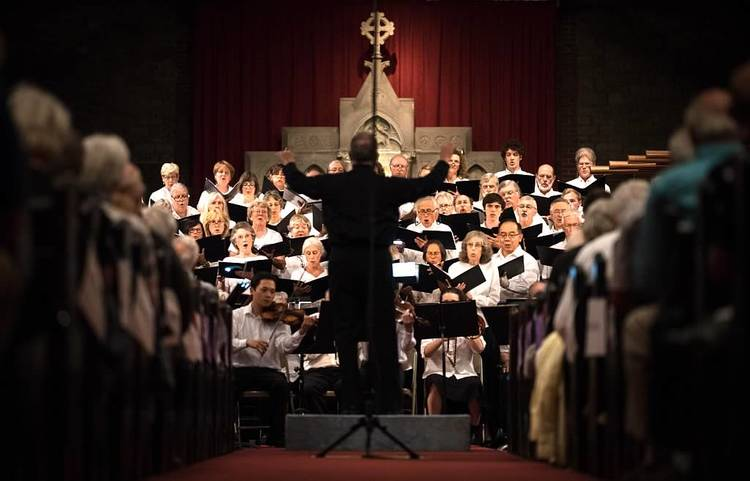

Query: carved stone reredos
[245,11,503,181]
[340,59,414,166]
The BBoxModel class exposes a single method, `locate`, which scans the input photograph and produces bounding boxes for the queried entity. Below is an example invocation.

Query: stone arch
[467,164,487,180]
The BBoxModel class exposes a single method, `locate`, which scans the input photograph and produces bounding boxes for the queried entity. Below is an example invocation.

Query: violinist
[232,272,316,447]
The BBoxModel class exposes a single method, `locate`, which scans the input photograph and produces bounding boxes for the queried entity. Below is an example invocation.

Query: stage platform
[286,414,470,451]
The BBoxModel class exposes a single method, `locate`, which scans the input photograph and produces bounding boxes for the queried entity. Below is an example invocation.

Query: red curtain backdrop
[193,0,555,191]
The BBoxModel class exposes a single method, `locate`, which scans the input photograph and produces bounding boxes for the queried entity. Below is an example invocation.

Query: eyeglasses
[161,174,178,180]
[417,208,436,215]
[518,203,537,209]
[498,232,519,238]
[438,203,452,209]
[465,242,484,248]
[172,194,188,200]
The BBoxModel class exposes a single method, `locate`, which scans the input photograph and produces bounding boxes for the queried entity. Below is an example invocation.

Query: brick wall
[1,1,192,196]
[555,3,747,183]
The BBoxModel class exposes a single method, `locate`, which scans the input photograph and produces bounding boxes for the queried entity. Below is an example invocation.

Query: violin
[259,302,306,328]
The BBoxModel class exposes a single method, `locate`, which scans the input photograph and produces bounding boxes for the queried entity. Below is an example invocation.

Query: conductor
[279,133,451,414]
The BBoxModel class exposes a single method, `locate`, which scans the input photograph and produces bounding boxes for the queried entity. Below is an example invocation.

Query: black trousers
[234,367,288,446]
[301,367,342,414]
[328,246,401,414]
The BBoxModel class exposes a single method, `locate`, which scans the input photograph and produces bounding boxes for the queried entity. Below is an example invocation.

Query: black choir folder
[257,240,292,257]
[203,177,243,201]
[429,263,486,292]
[413,300,479,340]
[395,227,457,251]
[440,179,481,201]
[523,231,565,260]
[177,214,202,236]
[276,276,329,302]
[530,194,562,217]
[193,264,219,285]
[227,202,249,223]
[197,235,230,262]
[557,176,608,197]
[496,173,536,194]
[497,256,525,279]
[537,245,564,266]
[218,258,272,279]
[439,212,481,241]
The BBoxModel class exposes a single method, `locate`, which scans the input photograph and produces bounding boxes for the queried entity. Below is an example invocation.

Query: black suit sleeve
[283,162,324,199]
[390,160,449,205]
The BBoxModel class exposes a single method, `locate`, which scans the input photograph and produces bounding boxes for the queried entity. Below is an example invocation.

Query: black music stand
[316,304,420,459]
[414,301,479,411]
[291,301,336,414]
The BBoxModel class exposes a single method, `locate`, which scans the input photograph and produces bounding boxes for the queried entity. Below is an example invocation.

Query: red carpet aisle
[147,447,600,481]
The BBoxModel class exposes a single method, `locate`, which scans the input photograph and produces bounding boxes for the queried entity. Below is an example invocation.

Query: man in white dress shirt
[532,164,561,197]
[548,197,570,233]
[232,273,316,446]
[518,195,550,232]
[495,139,534,177]
[389,154,415,219]
[404,196,456,262]
[493,220,540,299]
[566,147,611,193]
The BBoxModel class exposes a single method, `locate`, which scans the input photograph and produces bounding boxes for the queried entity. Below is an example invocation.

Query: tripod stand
[316,397,419,458]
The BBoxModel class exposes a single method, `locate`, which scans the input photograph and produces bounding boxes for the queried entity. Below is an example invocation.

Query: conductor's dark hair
[350,132,378,164]
[250,272,277,290]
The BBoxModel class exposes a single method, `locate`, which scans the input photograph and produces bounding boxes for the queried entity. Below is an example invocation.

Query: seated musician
[492,219,540,299]
[421,288,485,436]
[232,273,316,447]
[447,230,501,308]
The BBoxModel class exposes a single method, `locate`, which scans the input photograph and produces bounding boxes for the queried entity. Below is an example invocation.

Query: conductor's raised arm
[390,143,454,205]
[279,149,324,200]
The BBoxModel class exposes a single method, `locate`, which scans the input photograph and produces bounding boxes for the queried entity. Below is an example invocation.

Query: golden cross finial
[360,11,394,59]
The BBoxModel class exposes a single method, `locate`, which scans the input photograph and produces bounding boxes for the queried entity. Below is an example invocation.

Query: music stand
[315,304,419,459]
[291,301,336,414]
[414,301,479,411]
